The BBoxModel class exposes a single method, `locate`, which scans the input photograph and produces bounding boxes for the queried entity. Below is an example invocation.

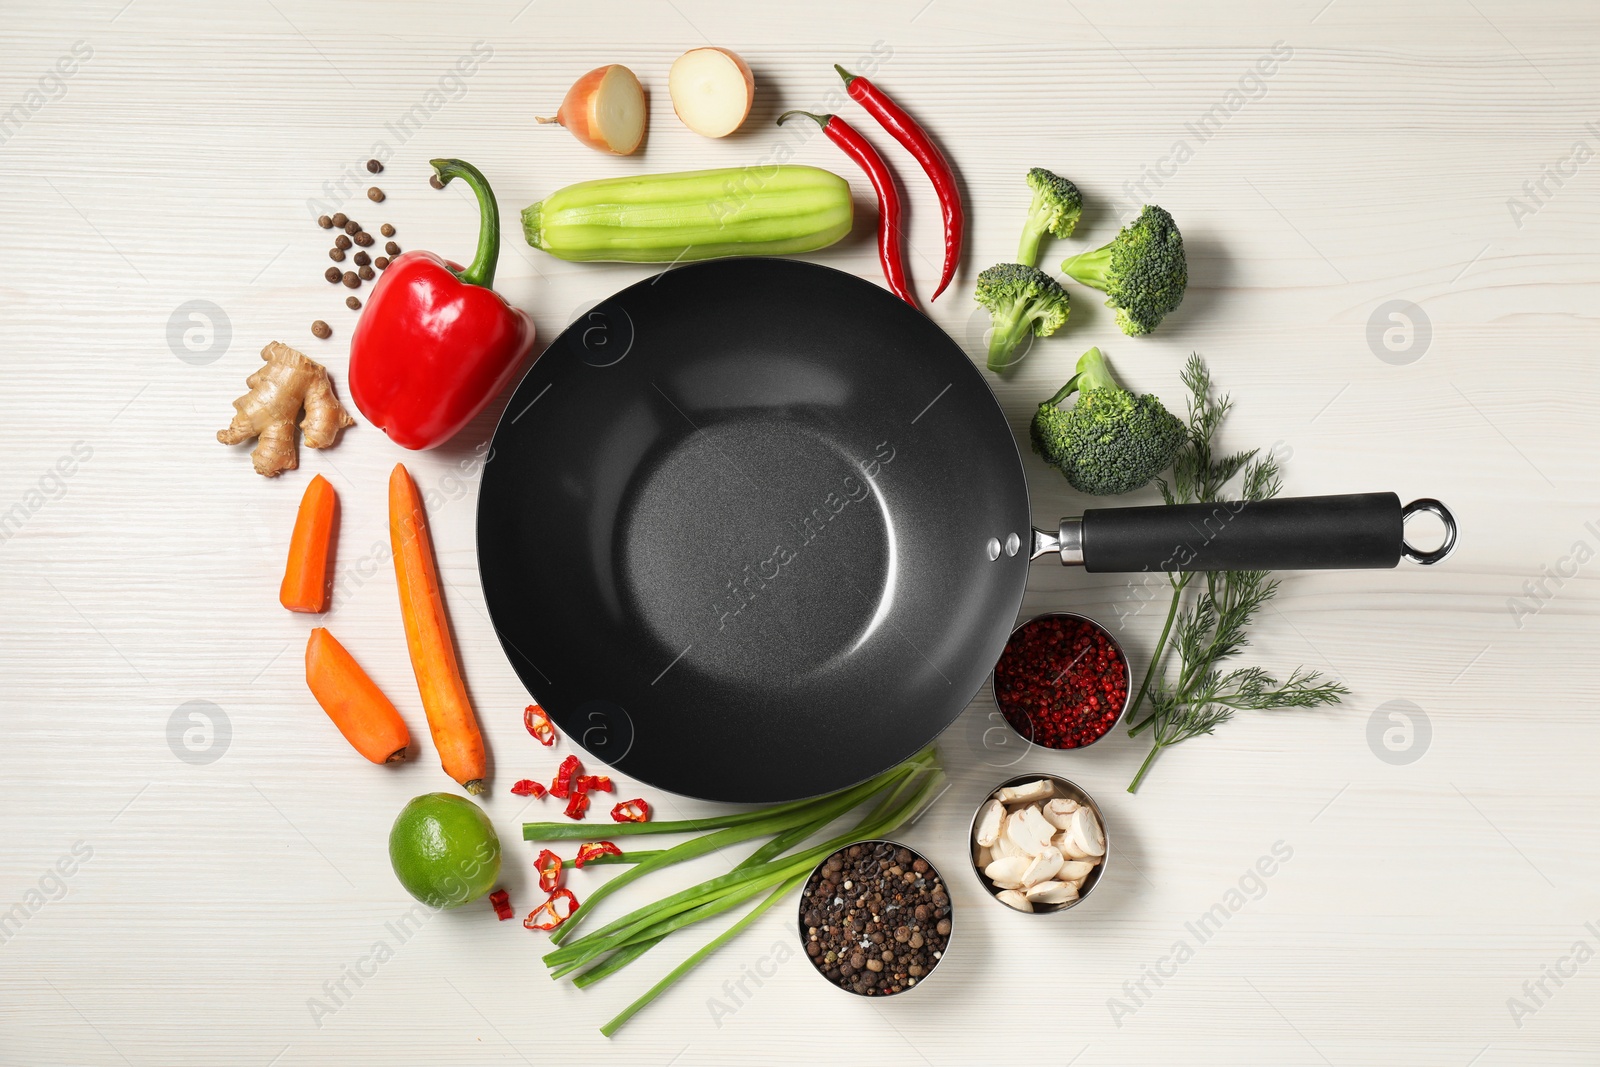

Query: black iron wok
[477,259,1454,803]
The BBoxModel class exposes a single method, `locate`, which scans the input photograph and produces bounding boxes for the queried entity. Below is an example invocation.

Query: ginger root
[218,342,354,477]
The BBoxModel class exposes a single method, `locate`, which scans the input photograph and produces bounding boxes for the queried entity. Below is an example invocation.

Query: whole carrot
[280,473,338,613]
[835,65,963,301]
[389,463,487,794]
[777,110,918,310]
[305,627,410,764]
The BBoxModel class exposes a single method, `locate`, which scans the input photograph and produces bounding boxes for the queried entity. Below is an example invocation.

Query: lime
[389,793,501,908]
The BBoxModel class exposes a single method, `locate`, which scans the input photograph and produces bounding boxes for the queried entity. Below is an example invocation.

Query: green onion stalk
[522,747,945,1035]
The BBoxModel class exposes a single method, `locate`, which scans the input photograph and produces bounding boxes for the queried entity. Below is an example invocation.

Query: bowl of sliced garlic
[968,773,1108,913]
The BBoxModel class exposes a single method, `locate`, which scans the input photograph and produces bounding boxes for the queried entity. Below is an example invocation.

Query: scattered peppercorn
[328,247,346,262]
[324,266,341,283]
[317,214,333,229]
[354,231,374,247]
[429,174,444,190]
[346,296,361,310]
[380,223,395,237]
[353,250,371,267]
[334,234,352,250]
[367,186,385,202]
[331,212,348,228]
[374,256,389,270]
[342,271,360,289]
[311,320,331,339]
[366,158,383,173]
[385,241,400,256]
[800,841,950,997]
[358,264,375,280]
[343,220,361,236]
[992,614,1128,749]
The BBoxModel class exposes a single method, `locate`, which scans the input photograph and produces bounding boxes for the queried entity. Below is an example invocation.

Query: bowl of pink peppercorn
[989,612,1131,749]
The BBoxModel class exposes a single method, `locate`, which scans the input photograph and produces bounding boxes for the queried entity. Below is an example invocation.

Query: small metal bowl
[797,838,953,997]
[989,611,1132,750]
[969,772,1110,915]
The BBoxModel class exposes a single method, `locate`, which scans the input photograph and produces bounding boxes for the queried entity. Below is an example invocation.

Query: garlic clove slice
[1068,807,1105,857]
[1040,797,1080,830]
[1025,880,1080,904]
[1057,859,1097,881]
[974,798,1005,847]
[984,855,1029,889]
[996,888,1034,912]
[1020,846,1064,887]
[1004,810,1047,856]
[1017,805,1057,851]
[995,779,1054,805]
[1055,829,1090,860]
[973,843,993,869]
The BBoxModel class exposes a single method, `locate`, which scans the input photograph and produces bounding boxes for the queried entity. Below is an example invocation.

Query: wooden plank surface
[1,0,1597,1063]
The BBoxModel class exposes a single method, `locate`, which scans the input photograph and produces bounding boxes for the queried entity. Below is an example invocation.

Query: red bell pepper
[349,158,535,450]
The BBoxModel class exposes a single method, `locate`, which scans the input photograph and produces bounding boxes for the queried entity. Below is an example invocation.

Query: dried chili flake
[524,887,579,932]
[523,704,558,746]
[564,790,590,820]
[511,778,547,798]
[550,754,582,799]
[488,888,514,921]
[574,841,622,868]
[611,798,650,823]
[535,849,563,893]
[576,774,613,794]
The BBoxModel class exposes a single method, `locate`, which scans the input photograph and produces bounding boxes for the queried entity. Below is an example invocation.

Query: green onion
[522,746,945,1036]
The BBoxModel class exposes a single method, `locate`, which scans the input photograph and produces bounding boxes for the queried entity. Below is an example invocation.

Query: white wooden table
[3,1,1596,1062]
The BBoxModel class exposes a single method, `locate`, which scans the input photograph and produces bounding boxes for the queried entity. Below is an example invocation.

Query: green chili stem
[428,158,501,289]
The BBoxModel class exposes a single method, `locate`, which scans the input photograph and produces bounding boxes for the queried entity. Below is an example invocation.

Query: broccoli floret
[1030,346,1187,496]
[1017,168,1083,266]
[974,263,1070,374]
[1060,205,1187,337]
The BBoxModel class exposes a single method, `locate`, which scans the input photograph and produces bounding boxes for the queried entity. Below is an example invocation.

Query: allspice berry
[311,320,331,339]
[342,271,360,289]
[367,187,385,202]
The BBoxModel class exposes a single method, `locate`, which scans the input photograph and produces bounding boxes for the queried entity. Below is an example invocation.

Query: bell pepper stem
[429,158,502,290]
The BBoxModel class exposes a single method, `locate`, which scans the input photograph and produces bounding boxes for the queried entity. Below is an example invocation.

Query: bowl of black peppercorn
[797,839,952,997]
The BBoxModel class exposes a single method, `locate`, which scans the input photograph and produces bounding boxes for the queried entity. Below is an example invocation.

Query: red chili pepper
[488,888,514,921]
[524,887,579,932]
[777,110,917,310]
[349,158,536,450]
[510,778,547,798]
[574,841,623,868]
[535,849,564,894]
[550,754,581,799]
[564,791,590,820]
[611,798,650,823]
[834,66,963,302]
[576,774,613,794]
[523,704,558,746]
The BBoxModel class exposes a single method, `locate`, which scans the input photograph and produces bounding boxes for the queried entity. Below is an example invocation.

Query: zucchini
[521,165,853,263]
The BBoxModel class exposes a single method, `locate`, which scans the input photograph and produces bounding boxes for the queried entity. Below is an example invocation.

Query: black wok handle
[1063,493,1456,572]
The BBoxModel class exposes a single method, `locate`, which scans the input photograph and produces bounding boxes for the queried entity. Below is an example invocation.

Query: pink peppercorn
[992,614,1129,748]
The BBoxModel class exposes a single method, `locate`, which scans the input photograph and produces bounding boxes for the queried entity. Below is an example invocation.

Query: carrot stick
[305,627,410,764]
[388,463,487,794]
[280,473,338,613]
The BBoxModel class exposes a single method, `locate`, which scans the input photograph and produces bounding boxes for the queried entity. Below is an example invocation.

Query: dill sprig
[1124,355,1348,792]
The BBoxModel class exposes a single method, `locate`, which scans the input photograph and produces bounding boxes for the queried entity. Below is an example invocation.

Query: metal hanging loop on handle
[1400,498,1457,565]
